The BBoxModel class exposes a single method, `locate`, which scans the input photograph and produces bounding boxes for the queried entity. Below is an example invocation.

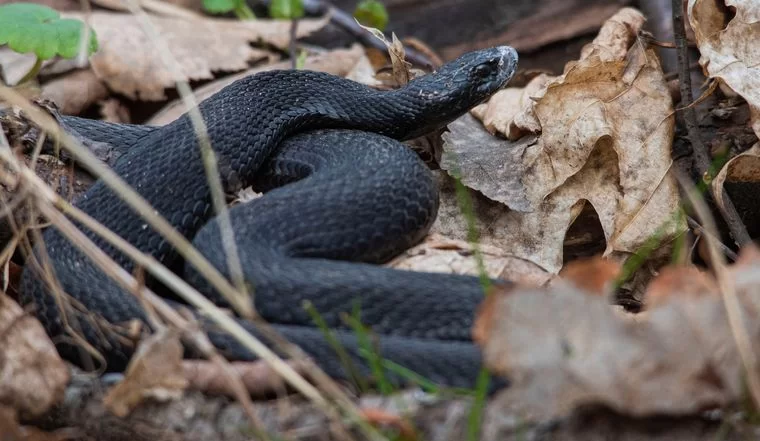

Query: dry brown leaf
[387,233,552,286]
[442,8,683,273]
[360,408,418,441]
[472,287,513,347]
[103,328,188,417]
[182,359,311,398]
[99,98,131,123]
[481,250,760,420]
[147,45,367,125]
[470,74,553,138]
[40,69,108,116]
[712,142,760,212]
[63,12,329,100]
[0,292,69,418]
[688,0,760,138]
[558,256,621,297]
[644,265,718,308]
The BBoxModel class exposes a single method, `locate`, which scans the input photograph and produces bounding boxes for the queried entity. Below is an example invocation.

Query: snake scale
[20,46,518,390]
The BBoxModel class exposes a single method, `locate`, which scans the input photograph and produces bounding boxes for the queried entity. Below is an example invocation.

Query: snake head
[396,46,518,138]
[444,45,518,103]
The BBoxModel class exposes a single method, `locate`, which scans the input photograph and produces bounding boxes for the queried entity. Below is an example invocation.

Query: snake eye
[473,63,493,78]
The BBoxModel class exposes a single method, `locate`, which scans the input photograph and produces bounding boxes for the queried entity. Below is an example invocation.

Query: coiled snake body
[21,47,518,389]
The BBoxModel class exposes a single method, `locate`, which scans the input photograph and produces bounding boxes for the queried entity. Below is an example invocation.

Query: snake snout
[496,46,519,76]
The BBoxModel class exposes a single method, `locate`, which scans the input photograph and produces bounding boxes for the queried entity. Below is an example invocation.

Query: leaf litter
[2,0,760,438]
[476,247,760,420]
[439,7,684,274]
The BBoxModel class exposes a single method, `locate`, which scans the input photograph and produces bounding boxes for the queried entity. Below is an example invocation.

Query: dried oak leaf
[103,328,188,417]
[0,292,69,418]
[479,249,760,420]
[688,0,760,138]
[442,7,683,273]
[62,11,329,100]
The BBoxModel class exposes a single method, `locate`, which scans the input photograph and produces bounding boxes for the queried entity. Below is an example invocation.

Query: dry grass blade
[120,0,249,318]
[675,170,760,409]
[0,47,388,441]
[0,145,386,440]
[0,85,249,324]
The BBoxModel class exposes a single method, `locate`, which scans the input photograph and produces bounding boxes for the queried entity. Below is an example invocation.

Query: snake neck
[190,70,473,155]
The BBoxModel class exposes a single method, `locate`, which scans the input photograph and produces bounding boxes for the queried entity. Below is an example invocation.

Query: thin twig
[289,19,299,69]
[120,0,251,318]
[0,93,387,441]
[0,147,383,440]
[675,170,760,410]
[686,216,738,261]
[262,0,435,67]
[671,0,751,247]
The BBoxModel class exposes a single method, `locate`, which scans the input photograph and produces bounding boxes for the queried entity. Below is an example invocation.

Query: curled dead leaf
[183,359,311,398]
[644,265,718,308]
[558,256,621,297]
[688,0,760,138]
[0,293,69,419]
[103,328,187,417]
[482,249,760,420]
[387,233,551,285]
[443,8,684,273]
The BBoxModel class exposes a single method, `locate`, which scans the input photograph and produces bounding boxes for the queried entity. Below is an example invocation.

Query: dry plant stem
[0,87,248,341]
[686,216,738,261]
[120,0,250,317]
[114,6,373,438]
[5,154,282,438]
[269,0,435,67]
[676,170,760,409]
[0,88,382,441]
[671,0,751,247]
[290,19,299,69]
[37,203,267,435]
[0,148,384,441]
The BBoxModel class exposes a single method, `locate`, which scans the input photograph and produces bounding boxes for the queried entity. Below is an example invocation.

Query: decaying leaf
[688,0,760,138]
[40,69,108,115]
[103,328,188,417]
[0,292,69,418]
[557,255,621,297]
[62,11,329,100]
[387,233,552,286]
[183,359,311,398]
[712,142,760,216]
[442,7,684,273]
[479,246,760,420]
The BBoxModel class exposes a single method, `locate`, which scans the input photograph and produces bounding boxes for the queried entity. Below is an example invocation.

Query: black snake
[20,46,518,390]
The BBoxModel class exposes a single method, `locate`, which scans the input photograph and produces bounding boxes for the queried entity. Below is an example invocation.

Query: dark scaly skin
[20,47,518,390]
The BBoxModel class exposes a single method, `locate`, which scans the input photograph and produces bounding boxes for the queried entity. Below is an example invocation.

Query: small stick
[671,0,751,247]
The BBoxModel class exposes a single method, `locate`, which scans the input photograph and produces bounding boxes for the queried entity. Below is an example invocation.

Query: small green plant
[354,0,388,31]
[0,2,98,84]
[202,0,256,20]
[268,0,304,20]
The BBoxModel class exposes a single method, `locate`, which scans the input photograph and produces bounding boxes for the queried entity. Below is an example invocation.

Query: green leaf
[354,0,388,31]
[202,0,237,14]
[269,0,304,20]
[0,3,98,60]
